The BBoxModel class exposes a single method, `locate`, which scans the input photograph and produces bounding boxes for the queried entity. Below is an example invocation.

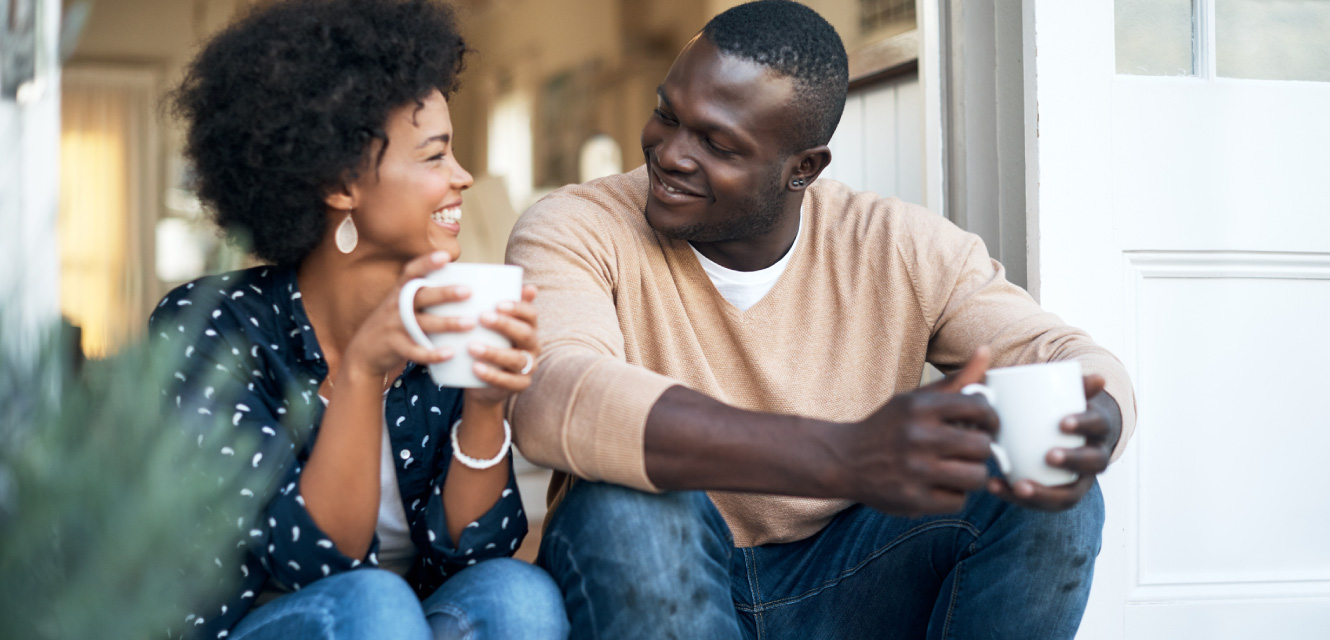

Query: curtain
[58,67,157,358]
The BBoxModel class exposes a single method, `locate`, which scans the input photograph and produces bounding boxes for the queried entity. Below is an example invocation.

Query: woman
[151,1,567,638]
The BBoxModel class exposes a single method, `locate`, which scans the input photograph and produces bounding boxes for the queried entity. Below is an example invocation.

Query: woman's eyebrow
[416,133,451,149]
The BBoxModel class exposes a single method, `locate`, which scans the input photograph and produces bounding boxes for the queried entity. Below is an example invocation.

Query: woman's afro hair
[171,0,468,266]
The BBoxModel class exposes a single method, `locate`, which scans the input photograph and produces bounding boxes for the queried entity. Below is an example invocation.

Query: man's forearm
[643,385,846,497]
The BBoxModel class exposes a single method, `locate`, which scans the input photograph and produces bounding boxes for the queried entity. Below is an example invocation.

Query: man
[506,1,1135,638]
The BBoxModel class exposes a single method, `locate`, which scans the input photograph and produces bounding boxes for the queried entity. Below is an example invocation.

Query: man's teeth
[665,184,685,194]
[431,207,462,224]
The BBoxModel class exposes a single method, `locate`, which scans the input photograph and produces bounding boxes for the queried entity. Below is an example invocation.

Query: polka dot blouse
[150,266,528,639]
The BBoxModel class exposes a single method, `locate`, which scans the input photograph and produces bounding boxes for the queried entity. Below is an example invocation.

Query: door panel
[1113,80,1330,252]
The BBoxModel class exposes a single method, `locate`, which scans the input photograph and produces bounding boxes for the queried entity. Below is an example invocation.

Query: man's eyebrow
[416,133,450,149]
[654,84,739,139]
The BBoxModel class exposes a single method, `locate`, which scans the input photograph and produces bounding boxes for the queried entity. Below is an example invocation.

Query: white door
[1025,1,1330,637]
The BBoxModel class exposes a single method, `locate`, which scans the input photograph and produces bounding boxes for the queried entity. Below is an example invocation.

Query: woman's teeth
[432,207,461,225]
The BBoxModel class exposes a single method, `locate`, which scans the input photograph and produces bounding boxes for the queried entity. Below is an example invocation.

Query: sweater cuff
[564,359,676,492]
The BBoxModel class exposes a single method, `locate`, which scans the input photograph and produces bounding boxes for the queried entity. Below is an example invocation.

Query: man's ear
[788,146,832,191]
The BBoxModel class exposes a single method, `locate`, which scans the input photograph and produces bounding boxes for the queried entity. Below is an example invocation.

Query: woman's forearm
[298,363,387,559]
[442,398,511,545]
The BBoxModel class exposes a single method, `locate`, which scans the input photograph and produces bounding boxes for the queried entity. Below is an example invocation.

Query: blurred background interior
[55,0,926,560]
[57,0,924,360]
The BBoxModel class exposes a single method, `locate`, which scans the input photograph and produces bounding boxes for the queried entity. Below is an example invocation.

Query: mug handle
[960,383,1013,475]
[397,278,435,350]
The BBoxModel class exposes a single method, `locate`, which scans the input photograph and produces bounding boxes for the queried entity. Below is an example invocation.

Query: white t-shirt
[319,395,417,576]
[372,400,417,576]
[689,207,802,311]
[258,396,415,605]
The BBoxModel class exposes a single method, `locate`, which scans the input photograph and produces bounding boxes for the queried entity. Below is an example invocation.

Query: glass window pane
[1217,0,1330,82]
[1116,0,1196,76]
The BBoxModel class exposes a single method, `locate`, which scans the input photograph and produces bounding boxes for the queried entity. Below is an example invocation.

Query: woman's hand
[464,284,540,407]
[341,251,462,383]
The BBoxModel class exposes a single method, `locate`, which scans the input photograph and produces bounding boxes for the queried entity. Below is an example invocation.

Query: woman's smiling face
[343,89,474,262]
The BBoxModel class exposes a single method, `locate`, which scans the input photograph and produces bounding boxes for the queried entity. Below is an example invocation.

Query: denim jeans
[537,479,1104,640]
[229,559,569,640]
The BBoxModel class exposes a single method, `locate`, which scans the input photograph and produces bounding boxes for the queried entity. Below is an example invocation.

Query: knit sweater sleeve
[897,204,1137,461]
[504,180,677,492]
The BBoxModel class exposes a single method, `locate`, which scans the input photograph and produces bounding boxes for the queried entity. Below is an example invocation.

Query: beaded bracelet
[449,418,511,469]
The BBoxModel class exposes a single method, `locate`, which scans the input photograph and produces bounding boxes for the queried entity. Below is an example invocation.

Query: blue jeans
[537,480,1104,639]
[229,559,569,639]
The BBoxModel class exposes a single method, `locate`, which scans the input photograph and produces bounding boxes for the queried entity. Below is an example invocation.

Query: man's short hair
[702,0,849,153]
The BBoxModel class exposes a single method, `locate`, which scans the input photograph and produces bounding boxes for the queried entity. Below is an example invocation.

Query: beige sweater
[506,166,1136,547]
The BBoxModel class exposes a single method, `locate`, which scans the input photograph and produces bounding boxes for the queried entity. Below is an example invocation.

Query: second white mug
[962,360,1087,486]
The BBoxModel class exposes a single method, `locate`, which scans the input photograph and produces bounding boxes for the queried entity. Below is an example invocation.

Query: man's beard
[651,168,787,244]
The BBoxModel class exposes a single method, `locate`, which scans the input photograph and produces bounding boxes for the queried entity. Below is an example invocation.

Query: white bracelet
[450,418,511,470]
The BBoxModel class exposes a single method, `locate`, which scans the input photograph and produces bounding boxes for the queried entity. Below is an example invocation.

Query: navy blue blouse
[150,266,527,639]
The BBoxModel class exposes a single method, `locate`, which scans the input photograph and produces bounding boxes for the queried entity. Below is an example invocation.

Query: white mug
[961,361,1086,486]
[398,263,524,388]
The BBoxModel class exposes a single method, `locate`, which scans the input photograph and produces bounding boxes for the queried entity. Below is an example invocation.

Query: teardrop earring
[335,211,358,254]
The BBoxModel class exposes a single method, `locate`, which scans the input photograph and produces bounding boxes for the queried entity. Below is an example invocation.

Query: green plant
[0,320,273,640]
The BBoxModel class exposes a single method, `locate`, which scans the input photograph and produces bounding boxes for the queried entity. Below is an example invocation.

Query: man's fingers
[919,393,1000,435]
[915,423,994,461]
[1061,413,1109,440]
[923,459,991,492]
[1047,446,1109,475]
[989,475,1093,512]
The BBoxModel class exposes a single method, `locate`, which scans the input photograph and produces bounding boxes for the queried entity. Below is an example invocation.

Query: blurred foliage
[0,319,269,640]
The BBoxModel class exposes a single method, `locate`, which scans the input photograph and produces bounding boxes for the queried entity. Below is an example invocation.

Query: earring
[335,211,358,254]
[791,178,806,188]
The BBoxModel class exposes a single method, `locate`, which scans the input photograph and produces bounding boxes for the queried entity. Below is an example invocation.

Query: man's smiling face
[640,36,800,245]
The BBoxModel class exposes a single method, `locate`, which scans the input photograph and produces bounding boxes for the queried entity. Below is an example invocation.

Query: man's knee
[538,482,729,582]
[537,482,739,638]
[1003,481,1105,582]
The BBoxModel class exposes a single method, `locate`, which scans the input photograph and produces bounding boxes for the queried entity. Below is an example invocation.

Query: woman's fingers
[412,284,472,309]
[469,343,535,374]
[400,251,451,284]
[415,313,476,334]
[478,310,537,351]
[471,360,532,392]
[495,299,538,331]
[392,336,452,365]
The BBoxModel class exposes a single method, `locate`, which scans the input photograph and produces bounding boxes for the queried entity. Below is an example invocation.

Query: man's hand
[986,374,1122,511]
[833,348,1000,517]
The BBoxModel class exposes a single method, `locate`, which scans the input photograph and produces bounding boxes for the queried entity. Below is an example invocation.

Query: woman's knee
[232,569,429,640]
[328,569,431,638]
[424,559,568,640]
